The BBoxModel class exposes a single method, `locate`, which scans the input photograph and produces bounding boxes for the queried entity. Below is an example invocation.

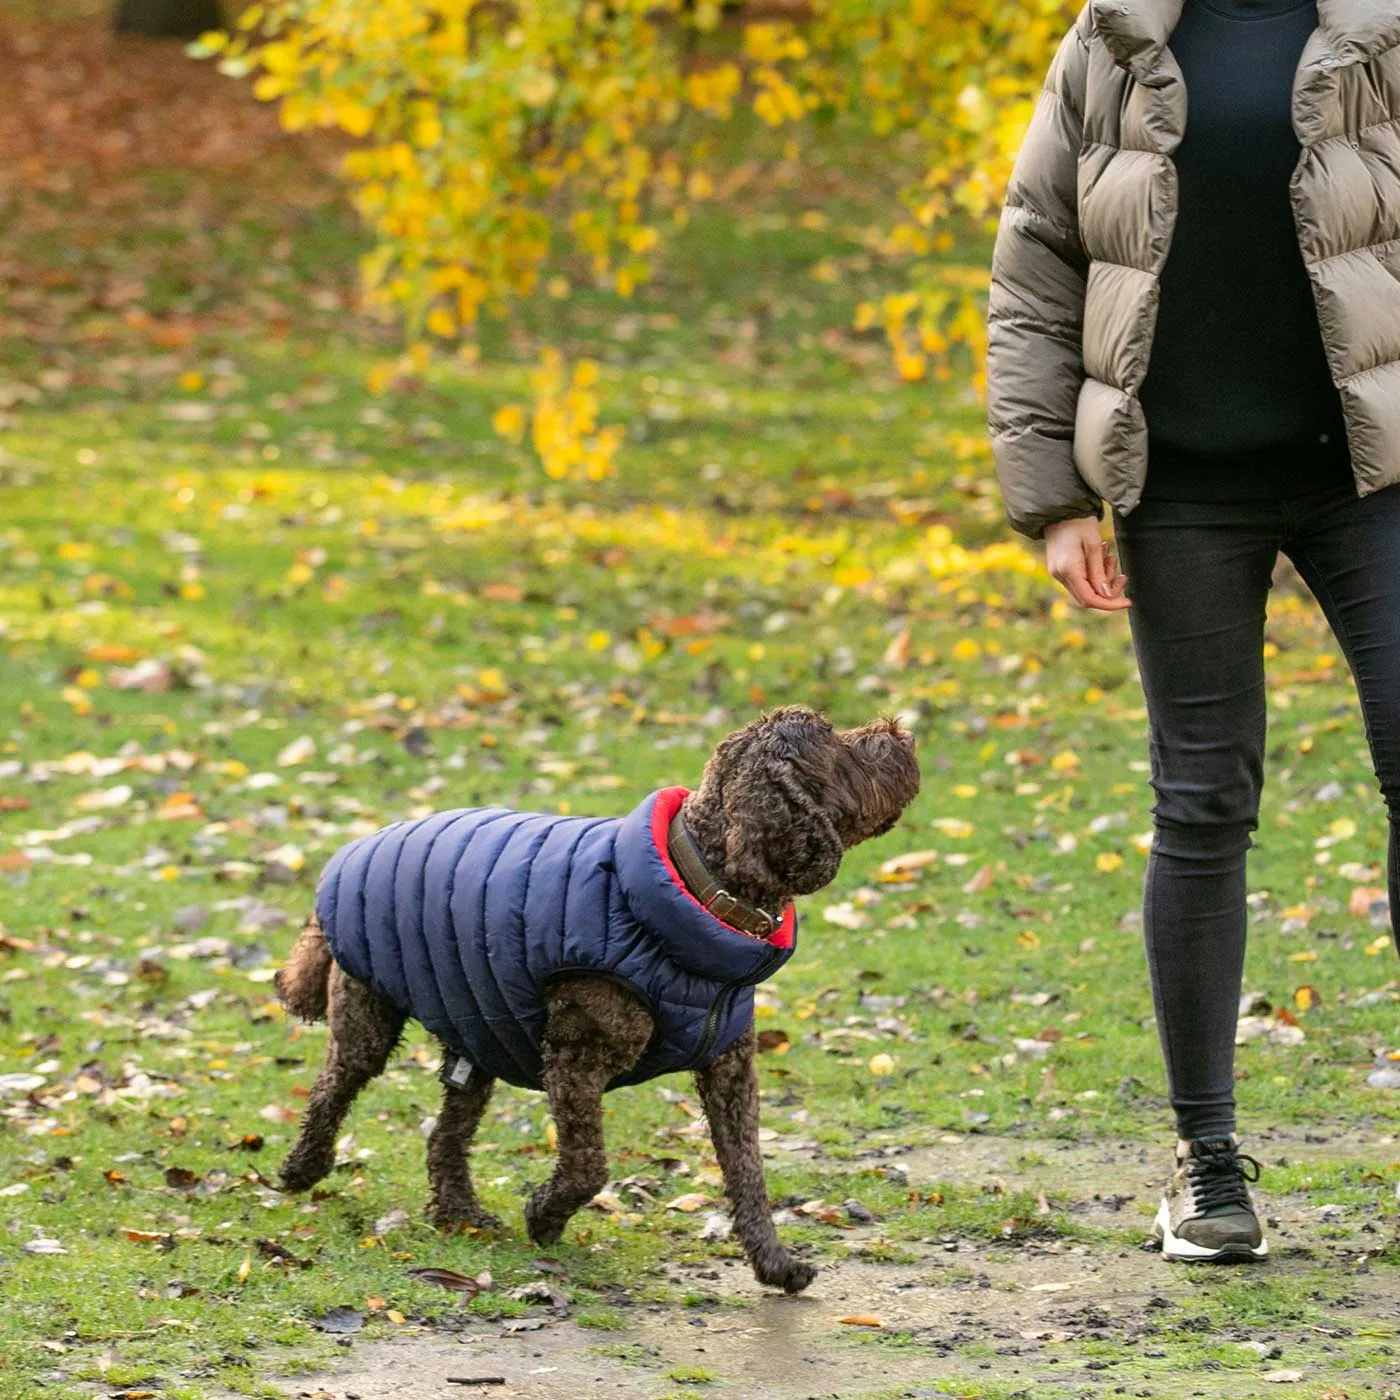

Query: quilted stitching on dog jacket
[987,0,1400,538]
[314,787,797,1091]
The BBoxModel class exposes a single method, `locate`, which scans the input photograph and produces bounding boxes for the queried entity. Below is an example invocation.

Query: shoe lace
[1184,1140,1262,1213]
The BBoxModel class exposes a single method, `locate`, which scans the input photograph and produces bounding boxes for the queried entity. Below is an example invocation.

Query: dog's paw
[755,1251,818,1294]
[278,1146,335,1193]
[523,1193,566,1247]
[430,1203,503,1234]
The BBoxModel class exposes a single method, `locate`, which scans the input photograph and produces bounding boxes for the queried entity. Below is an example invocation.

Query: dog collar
[666,810,780,942]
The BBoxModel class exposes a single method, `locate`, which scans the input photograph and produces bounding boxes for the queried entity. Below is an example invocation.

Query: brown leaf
[756,1029,790,1054]
[1350,887,1387,917]
[960,863,994,894]
[407,1266,483,1296]
[163,1166,200,1191]
[256,1237,310,1268]
[881,628,911,669]
[649,609,731,638]
[480,581,524,603]
[122,1229,173,1246]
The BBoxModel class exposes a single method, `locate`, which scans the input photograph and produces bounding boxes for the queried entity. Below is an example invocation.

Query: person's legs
[1115,501,1281,1143]
[1283,484,1400,946]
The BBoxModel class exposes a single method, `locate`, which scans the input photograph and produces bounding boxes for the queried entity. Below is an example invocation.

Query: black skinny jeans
[1114,482,1400,1142]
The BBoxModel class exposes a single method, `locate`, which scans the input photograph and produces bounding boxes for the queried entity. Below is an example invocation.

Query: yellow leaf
[869,1053,896,1077]
[426,307,457,338]
[491,404,526,444]
[1095,851,1123,872]
[1016,929,1041,950]
[236,1251,251,1284]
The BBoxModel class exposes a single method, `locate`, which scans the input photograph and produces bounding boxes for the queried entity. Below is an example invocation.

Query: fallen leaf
[881,628,911,669]
[122,1229,173,1245]
[1350,887,1387,917]
[277,735,316,766]
[878,849,939,876]
[664,1192,711,1213]
[1294,985,1321,1012]
[1262,1371,1304,1384]
[407,1267,483,1295]
[312,1306,364,1334]
[960,864,994,894]
[837,1315,884,1328]
[868,1053,896,1077]
[756,1029,790,1054]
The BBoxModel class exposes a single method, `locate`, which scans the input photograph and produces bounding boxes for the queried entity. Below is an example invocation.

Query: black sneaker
[1151,1138,1268,1262]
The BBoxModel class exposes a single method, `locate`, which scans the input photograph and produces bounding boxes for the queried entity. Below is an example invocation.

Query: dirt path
[241,1126,1400,1399]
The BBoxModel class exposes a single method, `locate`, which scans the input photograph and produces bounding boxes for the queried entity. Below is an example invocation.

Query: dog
[274,705,919,1294]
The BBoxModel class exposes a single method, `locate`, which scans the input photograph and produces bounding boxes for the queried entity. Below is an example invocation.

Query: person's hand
[1044,516,1130,612]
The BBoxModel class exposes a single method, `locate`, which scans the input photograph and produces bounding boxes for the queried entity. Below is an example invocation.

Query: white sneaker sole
[1153,1198,1268,1262]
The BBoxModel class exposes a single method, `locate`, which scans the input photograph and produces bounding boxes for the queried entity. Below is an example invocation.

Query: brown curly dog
[275,706,919,1294]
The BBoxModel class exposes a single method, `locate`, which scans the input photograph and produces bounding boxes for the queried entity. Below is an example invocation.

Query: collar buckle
[705,888,777,939]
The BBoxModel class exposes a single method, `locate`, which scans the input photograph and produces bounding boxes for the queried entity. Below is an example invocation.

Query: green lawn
[2,29,1400,1400]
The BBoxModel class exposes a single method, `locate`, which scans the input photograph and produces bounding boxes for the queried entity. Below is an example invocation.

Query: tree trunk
[115,0,224,39]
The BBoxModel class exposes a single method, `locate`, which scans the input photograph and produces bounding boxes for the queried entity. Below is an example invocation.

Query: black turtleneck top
[1139,0,1351,502]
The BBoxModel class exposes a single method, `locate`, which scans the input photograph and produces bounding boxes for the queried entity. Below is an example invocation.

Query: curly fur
[275,704,919,1293]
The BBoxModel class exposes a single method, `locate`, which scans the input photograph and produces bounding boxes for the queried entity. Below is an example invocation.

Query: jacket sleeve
[986,7,1100,540]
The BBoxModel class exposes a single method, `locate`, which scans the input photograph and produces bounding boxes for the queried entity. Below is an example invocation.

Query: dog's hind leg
[695,1026,817,1293]
[525,980,653,1246]
[427,1057,501,1232]
[279,965,405,1192]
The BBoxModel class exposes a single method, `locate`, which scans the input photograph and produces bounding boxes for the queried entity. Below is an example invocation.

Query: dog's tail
[275,914,333,1022]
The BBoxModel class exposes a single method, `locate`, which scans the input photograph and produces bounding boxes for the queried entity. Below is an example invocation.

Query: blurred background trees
[199,0,1072,473]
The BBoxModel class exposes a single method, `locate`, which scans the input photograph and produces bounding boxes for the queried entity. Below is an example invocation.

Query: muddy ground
[230,1125,1400,1400]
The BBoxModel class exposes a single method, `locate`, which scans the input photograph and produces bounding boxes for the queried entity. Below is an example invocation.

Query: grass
[4,16,1400,1400]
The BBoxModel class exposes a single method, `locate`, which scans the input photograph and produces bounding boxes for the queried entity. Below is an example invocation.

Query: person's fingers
[1055,560,1097,609]
[1103,541,1129,597]
[1085,591,1133,612]
[1059,556,1132,611]
[1084,537,1113,599]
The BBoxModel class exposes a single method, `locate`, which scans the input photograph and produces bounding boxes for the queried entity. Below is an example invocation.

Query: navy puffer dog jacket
[315,787,797,1091]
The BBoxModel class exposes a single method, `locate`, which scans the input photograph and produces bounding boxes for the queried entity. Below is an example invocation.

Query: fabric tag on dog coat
[439,1054,476,1089]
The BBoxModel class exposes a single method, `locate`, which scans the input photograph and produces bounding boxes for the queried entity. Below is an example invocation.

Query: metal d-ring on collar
[666,810,780,941]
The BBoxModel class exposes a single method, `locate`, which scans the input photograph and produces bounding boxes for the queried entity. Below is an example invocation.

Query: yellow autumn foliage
[196,0,1074,464]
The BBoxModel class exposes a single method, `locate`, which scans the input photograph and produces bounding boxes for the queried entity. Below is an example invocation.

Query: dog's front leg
[525,980,652,1247]
[695,1026,817,1294]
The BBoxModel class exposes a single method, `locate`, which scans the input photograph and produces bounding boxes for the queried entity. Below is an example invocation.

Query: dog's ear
[720,708,846,897]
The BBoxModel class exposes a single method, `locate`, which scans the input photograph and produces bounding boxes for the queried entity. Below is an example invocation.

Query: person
[985,0,1400,1261]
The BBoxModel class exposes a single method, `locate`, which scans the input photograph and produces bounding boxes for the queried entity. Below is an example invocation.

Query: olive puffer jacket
[986,0,1400,538]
